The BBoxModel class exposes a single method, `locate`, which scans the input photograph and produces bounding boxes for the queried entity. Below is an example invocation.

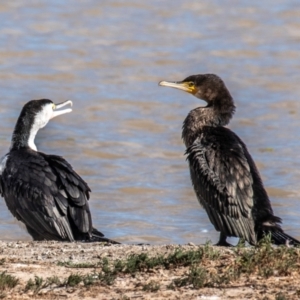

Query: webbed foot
[215,232,233,247]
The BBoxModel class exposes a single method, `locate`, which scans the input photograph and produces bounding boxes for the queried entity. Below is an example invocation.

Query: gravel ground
[0,241,298,299]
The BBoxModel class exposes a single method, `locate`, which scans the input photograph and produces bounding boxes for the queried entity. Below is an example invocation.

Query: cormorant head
[11,99,73,151]
[159,74,231,105]
[21,99,73,129]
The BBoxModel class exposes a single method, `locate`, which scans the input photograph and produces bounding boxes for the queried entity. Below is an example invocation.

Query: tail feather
[90,227,120,244]
[265,229,300,246]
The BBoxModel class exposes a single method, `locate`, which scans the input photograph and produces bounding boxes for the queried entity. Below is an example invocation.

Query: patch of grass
[142,280,160,292]
[202,242,220,260]
[0,272,18,291]
[83,273,98,286]
[66,274,83,287]
[25,276,44,293]
[57,245,220,288]
[97,247,209,286]
[233,235,298,279]
[98,258,117,285]
[24,273,92,293]
[57,261,67,267]
[46,276,62,286]
[57,261,98,268]
[24,278,35,292]
[167,236,300,289]
[25,275,64,293]
[174,266,208,289]
[114,247,207,274]
[25,241,300,292]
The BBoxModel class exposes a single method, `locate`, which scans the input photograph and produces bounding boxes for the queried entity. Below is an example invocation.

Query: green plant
[0,272,18,291]
[142,280,160,292]
[66,274,83,287]
[25,276,44,293]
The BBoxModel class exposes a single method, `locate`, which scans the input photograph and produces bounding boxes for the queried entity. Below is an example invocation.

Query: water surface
[0,1,300,244]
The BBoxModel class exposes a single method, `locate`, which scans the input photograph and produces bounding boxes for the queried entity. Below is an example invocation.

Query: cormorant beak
[51,100,73,119]
[158,81,196,94]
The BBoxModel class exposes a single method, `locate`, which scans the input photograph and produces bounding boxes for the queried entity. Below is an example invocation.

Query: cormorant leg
[215,232,233,247]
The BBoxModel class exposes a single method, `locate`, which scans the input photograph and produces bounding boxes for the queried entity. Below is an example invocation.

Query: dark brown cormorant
[0,99,119,243]
[159,74,299,246]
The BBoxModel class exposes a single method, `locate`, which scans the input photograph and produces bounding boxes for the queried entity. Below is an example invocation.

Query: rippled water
[0,1,300,244]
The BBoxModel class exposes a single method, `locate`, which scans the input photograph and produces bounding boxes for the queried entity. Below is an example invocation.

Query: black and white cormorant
[0,99,119,243]
[159,74,300,246]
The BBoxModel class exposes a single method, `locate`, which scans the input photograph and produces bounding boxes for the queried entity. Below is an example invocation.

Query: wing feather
[44,154,92,234]
[1,149,92,241]
[186,128,256,244]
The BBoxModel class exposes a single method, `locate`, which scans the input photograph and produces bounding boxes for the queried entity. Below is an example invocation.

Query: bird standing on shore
[0,99,118,243]
[159,74,299,246]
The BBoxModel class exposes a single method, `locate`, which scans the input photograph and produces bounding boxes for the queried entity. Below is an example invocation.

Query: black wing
[1,149,94,241]
[186,128,256,244]
[45,153,93,236]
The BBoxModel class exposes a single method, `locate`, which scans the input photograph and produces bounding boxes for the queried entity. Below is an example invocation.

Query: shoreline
[0,240,298,299]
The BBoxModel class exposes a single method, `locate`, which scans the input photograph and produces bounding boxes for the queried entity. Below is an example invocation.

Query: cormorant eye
[188,82,194,87]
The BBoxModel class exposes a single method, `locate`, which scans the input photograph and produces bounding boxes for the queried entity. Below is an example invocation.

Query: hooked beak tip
[51,100,73,119]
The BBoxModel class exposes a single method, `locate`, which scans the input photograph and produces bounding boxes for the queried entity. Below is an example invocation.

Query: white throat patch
[28,133,38,151]
[27,103,54,151]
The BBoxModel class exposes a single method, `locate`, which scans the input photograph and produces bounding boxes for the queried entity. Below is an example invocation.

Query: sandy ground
[0,241,298,299]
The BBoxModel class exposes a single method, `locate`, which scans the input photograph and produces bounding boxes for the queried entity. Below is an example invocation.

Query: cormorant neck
[212,94,236,126]
[182,95,235,147]
[10,113,40,151]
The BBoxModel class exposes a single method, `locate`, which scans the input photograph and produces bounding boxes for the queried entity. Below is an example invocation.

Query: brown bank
[0,239,298,299]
